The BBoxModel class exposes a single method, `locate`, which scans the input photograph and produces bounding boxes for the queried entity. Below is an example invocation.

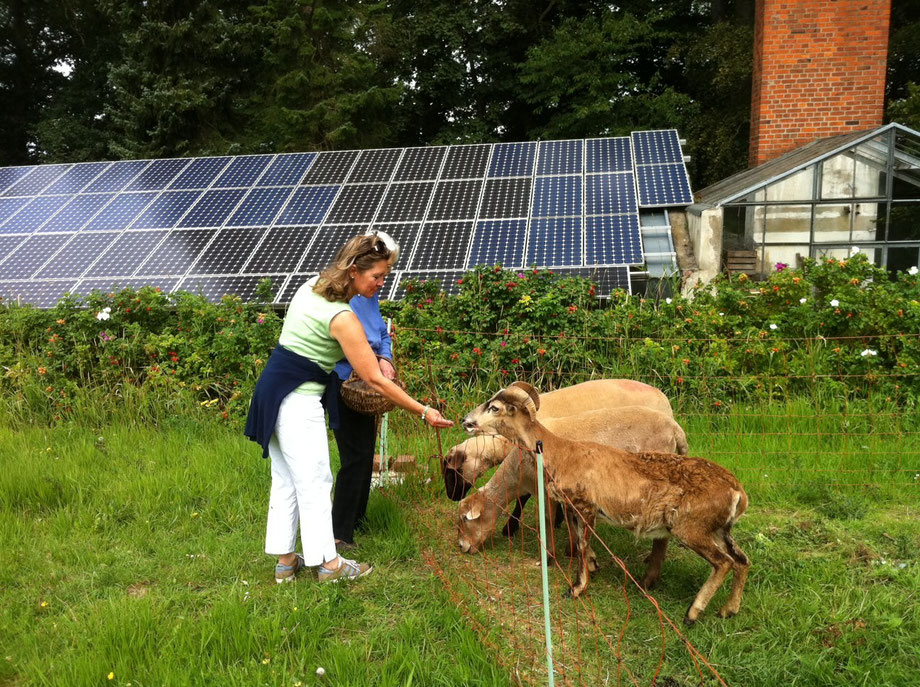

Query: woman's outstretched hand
[424,408,453,428]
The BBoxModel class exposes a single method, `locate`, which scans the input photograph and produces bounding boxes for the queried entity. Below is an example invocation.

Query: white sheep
[455,405,688,547]
[461,382,750,626]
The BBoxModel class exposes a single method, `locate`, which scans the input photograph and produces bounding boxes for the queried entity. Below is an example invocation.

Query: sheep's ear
[464,503,482,520]
[510,381,540,411]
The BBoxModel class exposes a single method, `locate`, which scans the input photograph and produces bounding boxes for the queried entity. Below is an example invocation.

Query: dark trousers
[331,394,378,543]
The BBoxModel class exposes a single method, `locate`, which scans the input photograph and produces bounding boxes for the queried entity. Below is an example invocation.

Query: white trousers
[265,392,338,565]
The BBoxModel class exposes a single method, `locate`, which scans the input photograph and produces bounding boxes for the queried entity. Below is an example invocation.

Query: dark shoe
[335,539,356,551]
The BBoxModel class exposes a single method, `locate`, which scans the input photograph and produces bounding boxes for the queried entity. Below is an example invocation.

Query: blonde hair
[313,233,393,302]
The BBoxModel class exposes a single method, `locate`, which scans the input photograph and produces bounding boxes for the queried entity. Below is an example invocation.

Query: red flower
[511,358,520,364]
[473,347,482,355]
[537,348,546,355]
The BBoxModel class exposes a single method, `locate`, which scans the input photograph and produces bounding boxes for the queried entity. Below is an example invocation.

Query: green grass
[1,399,918,686]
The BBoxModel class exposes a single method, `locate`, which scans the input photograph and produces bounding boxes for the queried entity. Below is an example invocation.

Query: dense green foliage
[1,253,918,426]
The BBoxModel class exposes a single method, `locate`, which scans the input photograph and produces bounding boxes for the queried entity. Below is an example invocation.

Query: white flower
[860,349,877,357]
[769,323,778,330]
[909,266,919,276]
[665,298,672,304]
[800,298,807,304]
[830,299,839,307]
[850,246,861,256]
[719,312,724,317]
[95,308,111,321]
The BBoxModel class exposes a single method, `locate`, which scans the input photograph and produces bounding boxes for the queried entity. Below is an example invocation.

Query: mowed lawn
[1,402,918,686]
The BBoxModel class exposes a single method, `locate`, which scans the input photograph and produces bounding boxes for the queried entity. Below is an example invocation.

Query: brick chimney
[749,0,891,166]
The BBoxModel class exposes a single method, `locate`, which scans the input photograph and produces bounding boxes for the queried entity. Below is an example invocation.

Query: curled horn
[509,381,540,418]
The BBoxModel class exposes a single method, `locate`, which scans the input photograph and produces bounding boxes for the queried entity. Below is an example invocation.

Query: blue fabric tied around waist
[244,344,342,458]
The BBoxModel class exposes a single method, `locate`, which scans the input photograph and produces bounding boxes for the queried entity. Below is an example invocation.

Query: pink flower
[775,262,788,272]
[500,341,507,347]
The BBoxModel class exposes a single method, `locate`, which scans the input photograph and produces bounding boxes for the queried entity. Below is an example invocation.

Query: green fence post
[535,440,556,686]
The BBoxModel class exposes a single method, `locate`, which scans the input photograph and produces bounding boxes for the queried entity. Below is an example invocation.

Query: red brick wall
[749,0,891,166]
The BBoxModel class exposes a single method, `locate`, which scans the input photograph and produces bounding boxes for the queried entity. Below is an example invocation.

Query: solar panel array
[0,130,691,306]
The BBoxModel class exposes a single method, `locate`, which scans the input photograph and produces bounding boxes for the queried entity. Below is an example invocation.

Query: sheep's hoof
[682,615,697,627]
[717,608,737,619]
[562,588,574,600]
[640,575,659,590]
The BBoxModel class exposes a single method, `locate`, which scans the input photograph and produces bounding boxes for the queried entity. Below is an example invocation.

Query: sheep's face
[463,384,540,444]
[457,492,496,553]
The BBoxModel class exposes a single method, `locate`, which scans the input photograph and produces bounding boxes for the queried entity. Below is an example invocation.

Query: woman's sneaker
[317,557,373,583]
[274,554,305,584]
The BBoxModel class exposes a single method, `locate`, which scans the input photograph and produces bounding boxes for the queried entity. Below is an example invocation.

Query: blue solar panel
[41,162,111,195]
[0,234,72,278]
[537,140,583,175]
[136,229,214,276]
[488,142,536,177]
[36,232,119,279]
[38,194,114,233]
[83,160,150,193]
[125,158,190,191]
[586,137,633,173]
[635,163,693,206]
[527,217,582,266]
[0,279,77,308]
[0,195,73,233]
[179,189,246,228]
[83,192,158,231]
[0,167,34,195]
[258,153,316,186]
[168,157,231,189]
[532,175,582,218]
[226,187,293,226]
[131,190,203,229]
[275,186,339,225]
[84,230,168,277]
[631,130,683,165]
[189,227,267,274]
[3,164,72,197]
[468,219,527,267]
[0,197,34,228]
[586,173,637,215]
[213,155,273,188]
[586,215,643,264]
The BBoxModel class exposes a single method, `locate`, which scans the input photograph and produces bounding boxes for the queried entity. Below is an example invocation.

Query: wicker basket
[340,370,405,415]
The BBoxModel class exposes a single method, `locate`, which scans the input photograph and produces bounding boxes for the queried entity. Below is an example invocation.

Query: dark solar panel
[83,192,158,231]
[0,279,77,308]
[301,151,359,184]
[1,196,73,233]
[136,229,215,276]
[0,234,73,278]
[468,219,527,267]
[168,157,231,189]
[442,144,490,180]
[83,160,150,193]
[394,147,446,181]
[348,149,402,183]
[550,266,631,293]
[489,142,536,178]
[226,187,293,227]
[532,175,581,218]
[376,182,434,222]
[178,188,246,228]
[586,173,637,215]
[125,158,190,191]
[188,227,267,274]
[277,273,316,303]
[131,190,202,229]
[366,223,422,263]
[84,230,168,277]
[325,184,386,223]
[409,221,473,270]
[298,224,369,271]
[586,215,643,265]
[39,194,114,233]
[480,178,531,218]
[586,137,633,173]
[213,155,273,188]
[631,130,684,165]
[35,232,119,279]
[537,140,582,175]
[258,153,316,186]
[426,180,483,221]
[527,216,582,267]
[42,162,110,195]
[275,186,338,225]
[244,226,317,273]
[635,163,693,206]
[3,164,72,196]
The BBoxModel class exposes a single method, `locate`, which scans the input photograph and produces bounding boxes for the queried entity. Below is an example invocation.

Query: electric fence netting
[373,327,920,686]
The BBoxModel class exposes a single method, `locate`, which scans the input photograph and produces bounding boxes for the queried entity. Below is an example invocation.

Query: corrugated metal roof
[694,124,916,206]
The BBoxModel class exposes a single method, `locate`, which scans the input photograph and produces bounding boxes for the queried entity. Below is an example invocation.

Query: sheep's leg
[560,505,598,572]
[717,532,750,619]
[563,505,596,600]
[501,495,528,538]
[641,538,669,590]
[674,526,734,625]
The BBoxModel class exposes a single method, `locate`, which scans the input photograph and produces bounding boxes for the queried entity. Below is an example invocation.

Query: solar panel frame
[177,274,284,303]
[0,234,73,278]
[479,178,532,219]
[441,144,491,180]
[225,186,293,227]
[586,172,638,215]
[325,183,387,223]
[586,137,633,173]
[393,147,446,181]
[631,129,684,165]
